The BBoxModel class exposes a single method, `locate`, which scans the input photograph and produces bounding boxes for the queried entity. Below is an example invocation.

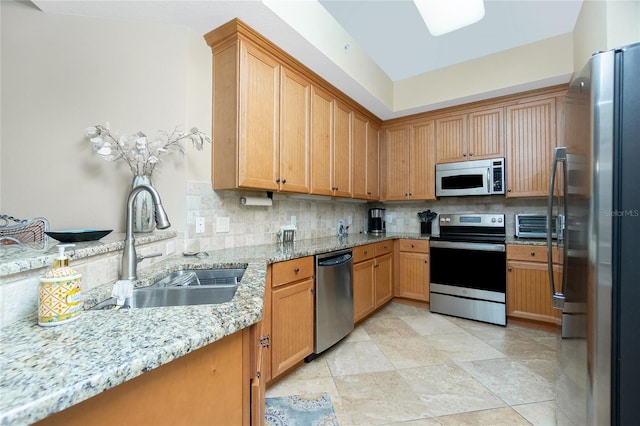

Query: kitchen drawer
[374,241,393,257]
[398,239,429,253]
[507,244,561,263]
[353,244,376,263]
[272,256,314,287]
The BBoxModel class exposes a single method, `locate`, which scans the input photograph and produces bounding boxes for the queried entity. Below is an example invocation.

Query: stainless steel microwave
[436,158,505,197]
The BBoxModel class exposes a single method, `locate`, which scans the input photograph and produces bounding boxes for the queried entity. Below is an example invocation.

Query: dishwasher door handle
[317,253,353,267]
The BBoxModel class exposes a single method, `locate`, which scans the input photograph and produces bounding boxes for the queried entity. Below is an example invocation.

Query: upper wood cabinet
[366,123,381,200]
[206,20,378,197]
[505,97,557,197]
[310,89,354,197]
[279,66,311,193]
[211,40,279,191]
[352,114,380,200]
[383,121,435,201]
[310,85,334,196]
[333,100,353,198]
[435,107,504,164]
[209,40,310,193]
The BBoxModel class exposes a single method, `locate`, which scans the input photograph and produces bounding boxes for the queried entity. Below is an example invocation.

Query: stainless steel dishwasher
[310,249,354,359]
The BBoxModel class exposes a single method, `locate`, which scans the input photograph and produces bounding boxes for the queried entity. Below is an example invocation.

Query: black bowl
[45,230,112,243]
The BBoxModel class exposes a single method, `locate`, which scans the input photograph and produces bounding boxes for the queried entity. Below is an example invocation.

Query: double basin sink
[92,268,246,310]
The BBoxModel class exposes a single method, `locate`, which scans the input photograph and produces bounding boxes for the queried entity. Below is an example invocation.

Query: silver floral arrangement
[85,123,211,177]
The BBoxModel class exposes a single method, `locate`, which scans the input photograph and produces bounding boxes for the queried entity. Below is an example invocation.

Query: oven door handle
[429,240,505,252]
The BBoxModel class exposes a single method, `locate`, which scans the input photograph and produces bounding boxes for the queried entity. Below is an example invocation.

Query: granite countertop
[0,232,425,425]
[506,236,551,246]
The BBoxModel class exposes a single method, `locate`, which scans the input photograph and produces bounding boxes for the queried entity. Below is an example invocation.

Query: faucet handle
[137,252,162,263]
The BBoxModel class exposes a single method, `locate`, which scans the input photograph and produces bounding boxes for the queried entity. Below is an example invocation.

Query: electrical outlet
[387,213,394,224]
[195,217,205,234]
[291,215,297,227]
[348,216,352,225]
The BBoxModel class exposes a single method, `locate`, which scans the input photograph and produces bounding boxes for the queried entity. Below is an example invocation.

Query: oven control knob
[491,218,496,223]
[446,218,451,222]
[498,217,503,223]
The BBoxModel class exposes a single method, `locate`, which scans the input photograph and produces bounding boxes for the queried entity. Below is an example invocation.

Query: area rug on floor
[265,392,339,426]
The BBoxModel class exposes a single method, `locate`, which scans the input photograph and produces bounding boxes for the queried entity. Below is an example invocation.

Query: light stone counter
[0,232,426,425]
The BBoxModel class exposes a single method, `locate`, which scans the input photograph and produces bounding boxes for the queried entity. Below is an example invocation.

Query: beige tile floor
[266,301,561,426]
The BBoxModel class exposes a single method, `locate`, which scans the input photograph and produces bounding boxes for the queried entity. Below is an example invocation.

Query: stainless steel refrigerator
[548,42,640,425]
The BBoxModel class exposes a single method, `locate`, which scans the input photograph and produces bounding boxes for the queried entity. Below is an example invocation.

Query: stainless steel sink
[91,268,246,310]
[152,268,246,287]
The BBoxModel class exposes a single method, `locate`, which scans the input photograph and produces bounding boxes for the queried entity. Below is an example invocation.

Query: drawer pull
[424,260,428,264]
[530,251,536,257]
[364,250,368,255]
[411,244,415,248]
[294,267,300,273]
[508,267,513,272]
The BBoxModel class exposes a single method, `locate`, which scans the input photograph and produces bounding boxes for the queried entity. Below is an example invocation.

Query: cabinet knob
[374,264,379,268]
[411,244,415,248]
[363,250,368,255]
[530,251,535,257]
[463,153,467,157]
[508,188,512,192]
[469,152,474,157]
[294,267,300,273]
[409,193,412,196]
[282,179,287,184]
[424,260,428,264]
[367,192,372,195]
[275,178,280,183]
[508,267,513,272]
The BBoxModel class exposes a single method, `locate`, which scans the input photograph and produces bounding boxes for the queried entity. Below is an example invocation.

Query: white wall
[0,1,212,233]
[573,0,640,71]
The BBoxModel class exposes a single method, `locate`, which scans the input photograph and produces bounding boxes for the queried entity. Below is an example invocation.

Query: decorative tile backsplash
[1,183,548,327]
[184,181,548,250]
[184,182,370,252]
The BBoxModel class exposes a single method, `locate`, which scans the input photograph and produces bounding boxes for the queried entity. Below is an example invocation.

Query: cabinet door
[37,332,246,426]
[435,114,467,163]
[310,86,334,196]
[397,252,430,301]
[271,278,314,379]
[352,112,368,199]
[409,120,436,200]
[353,259,375,323]
[506,260,562,325]
[383,125,410,200]
[238,42,280,190]
[366,123,380,200]
[468,107,504,160]
[506,98,557,197]
[333,100,353,197]
[374,253,393,307]
[279,66,310,194]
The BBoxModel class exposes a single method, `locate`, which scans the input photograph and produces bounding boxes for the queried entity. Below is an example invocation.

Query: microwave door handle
[547,147,566,309]
[487,168,491,193]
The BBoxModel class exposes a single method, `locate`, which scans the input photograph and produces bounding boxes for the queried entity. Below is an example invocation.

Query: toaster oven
[515,214,560,239]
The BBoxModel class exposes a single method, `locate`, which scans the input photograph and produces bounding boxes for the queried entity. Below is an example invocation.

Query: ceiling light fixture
[414,0,485,36]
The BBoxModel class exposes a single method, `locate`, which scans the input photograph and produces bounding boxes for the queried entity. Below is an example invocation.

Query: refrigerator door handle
[547,147,566,309]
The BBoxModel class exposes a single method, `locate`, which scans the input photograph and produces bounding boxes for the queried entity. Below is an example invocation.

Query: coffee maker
[368,208,386,234]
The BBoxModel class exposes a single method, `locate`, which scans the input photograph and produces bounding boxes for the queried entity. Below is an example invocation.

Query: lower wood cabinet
[396,239,430,302]
[263,256,314,383]
[506,244,562,329]
[35,329,255,426]
[352,242,393,323]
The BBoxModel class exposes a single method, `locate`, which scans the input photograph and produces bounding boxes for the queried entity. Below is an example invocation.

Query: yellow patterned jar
[38,244,82,326]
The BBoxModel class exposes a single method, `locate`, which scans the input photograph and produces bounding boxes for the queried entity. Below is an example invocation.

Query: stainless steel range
[429,213,506,326]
